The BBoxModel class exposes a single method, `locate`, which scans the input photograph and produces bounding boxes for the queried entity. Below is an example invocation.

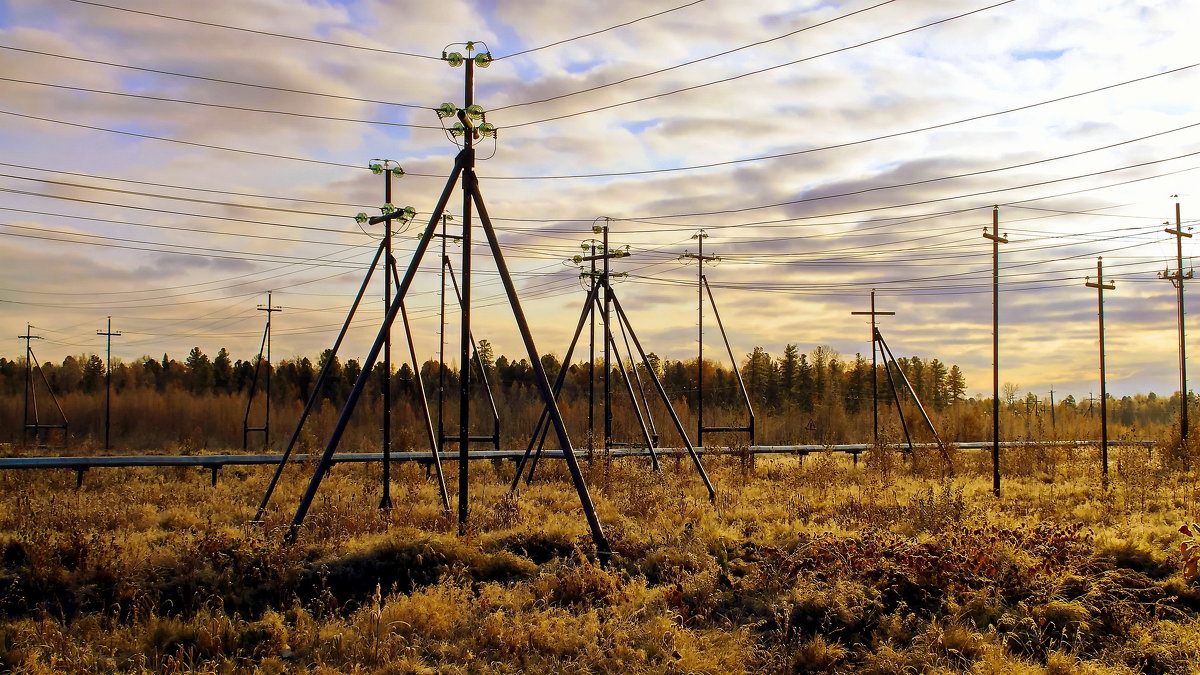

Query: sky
[1,0,1199,401]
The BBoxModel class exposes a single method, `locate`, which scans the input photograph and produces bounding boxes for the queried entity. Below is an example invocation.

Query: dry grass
[2,443,1200,673]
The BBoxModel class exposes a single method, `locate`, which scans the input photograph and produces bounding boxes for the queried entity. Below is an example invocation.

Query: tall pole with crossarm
[96,317,121,450]
[851,290,894,445]
[1086,257,1116,483]
[1160,197,1192,449]
[983,208,1008,497]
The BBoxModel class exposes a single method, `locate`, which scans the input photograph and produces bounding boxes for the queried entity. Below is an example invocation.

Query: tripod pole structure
[983,209,1008,497]
[1086,256,1117,483]
[18,324,44,447]
[96,317,121,450]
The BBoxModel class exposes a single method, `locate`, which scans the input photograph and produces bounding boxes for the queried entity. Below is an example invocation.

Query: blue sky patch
[621,119,658,135]
[1014,48,1067,61]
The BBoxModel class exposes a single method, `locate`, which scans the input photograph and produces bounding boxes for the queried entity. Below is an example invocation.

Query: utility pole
[851,289,895,444]
[601,220,612,452]
[258,295,281,445]
[1048,387,1056,431]
[370,159,405,510]
[18,324,42,447]
[96,317,121,450]
[437,214,456,473]
[1160,197,1192,447]
[457,47,476,535]
[1086,257,1116,482]
[983,208,1008,497]
[574,232,603,456]
[680,230,720,447]
[573,230,633,453]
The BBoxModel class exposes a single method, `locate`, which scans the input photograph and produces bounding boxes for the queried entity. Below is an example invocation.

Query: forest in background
[0,342,1188,451]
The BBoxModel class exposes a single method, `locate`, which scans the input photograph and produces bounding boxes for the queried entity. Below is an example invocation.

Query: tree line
[2,341,969,414]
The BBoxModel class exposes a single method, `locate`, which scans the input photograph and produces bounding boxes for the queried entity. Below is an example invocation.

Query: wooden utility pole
[1160,197,1191,447]
[680,230,719,446]
[1086,257,1116,482]
[983,208,1008,497]
[96,317,121,450]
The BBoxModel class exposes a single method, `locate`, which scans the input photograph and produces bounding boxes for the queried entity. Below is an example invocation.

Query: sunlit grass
[3,441,1200,672]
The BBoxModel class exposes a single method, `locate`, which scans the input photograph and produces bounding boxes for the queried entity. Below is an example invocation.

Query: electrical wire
[494,0,898,110]
[0,44,430,109]
[0,109,451,177]
[496,0,708,60]
[499,0,1019,129]
[482,62,1200,179]
[0,77,445,130]
[58,0,441,60]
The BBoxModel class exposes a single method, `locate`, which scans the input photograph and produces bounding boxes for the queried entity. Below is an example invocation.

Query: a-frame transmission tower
[243,292,281,450]
[679,230,754,448]
[852,294,946,457]
[16,324,68,447]
[511,222,716,501]
[281,42,612,554]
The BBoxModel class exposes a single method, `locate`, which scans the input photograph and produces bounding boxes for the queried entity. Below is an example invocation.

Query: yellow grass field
[3,439,1200,673]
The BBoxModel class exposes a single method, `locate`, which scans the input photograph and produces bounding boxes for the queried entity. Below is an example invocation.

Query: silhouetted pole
[983,208,1008,497]
[370,159,405,510]
[680,230,719,447]
[588,238,597,456]
[1086,257,1116,482]
[18,324,42,447]
[458,51,475,533]
[257,295,280,447]
[602,220,612,451]
[1160,197,1191,447]
[851,290,894,444]
[96,317,121,450]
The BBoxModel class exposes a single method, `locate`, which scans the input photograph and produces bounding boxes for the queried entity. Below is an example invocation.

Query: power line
[0,108,393,172]
[0,186,361,236]
[497,0,708,60]
[482,62,1200,179]
[0,205,358,248]
[58,0,441,60]
[0,77,445,130]
[0,173,352,219]
[494,0,898,110]
[0,222,370,268]
[615,148,1200,223]
[499,0,1019,129]
[0,44,430,109]
[0,162,370,208]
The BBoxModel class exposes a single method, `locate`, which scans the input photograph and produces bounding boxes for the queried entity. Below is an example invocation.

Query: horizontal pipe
[0,439,1154,472]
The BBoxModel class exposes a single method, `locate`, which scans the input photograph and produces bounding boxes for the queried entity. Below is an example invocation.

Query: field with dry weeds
[3,442,1200,673]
